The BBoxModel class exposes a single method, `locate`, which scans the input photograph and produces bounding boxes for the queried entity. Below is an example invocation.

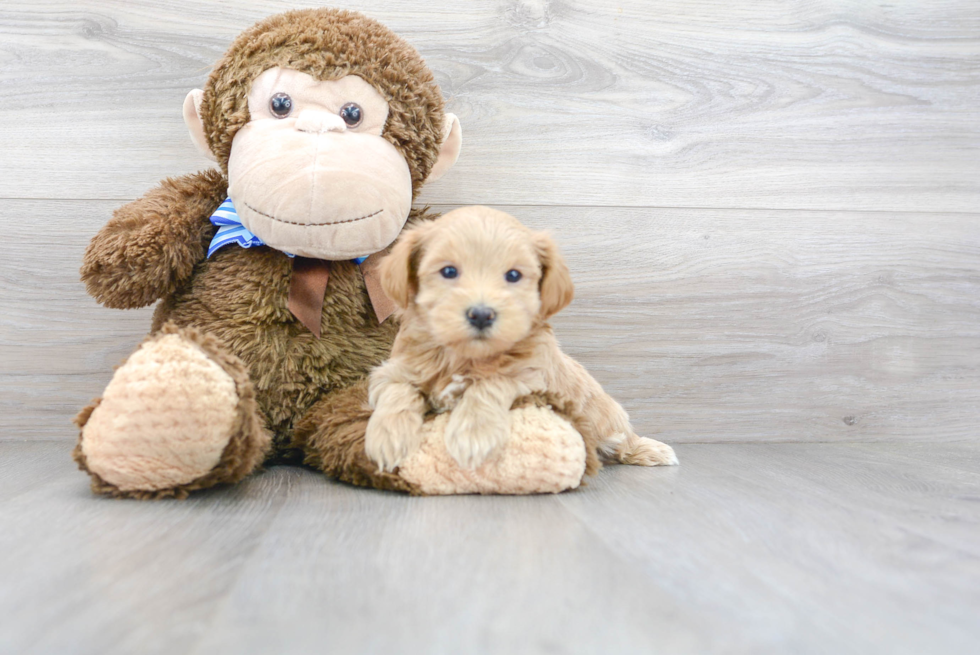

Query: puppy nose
[466,305,496,330]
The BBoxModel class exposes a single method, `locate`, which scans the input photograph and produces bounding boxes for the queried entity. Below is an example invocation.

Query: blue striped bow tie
[207,198,367,265]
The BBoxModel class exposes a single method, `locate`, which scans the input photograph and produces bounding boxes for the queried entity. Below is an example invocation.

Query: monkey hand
[81,171,224,309]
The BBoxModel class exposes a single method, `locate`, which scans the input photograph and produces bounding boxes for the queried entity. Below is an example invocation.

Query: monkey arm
[293,381,595,495]
[80,169,228,309]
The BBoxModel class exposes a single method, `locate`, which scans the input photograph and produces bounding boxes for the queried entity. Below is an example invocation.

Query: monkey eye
[339,102,363,127]
[270,93,293,118]
[505,269,522,283]
[440,266,458,279]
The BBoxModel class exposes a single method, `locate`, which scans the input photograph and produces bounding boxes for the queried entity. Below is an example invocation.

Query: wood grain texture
[1,0,978,211]
[0,442,292,655]
[4,200,977,443]
[557,441,980,655]
[1,441,977,655]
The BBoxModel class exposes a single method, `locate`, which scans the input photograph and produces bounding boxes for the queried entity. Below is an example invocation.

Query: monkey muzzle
[227,122,413,260]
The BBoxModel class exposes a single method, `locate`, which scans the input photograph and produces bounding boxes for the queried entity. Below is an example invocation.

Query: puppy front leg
[366,375,426,472]
[444,377,523,469]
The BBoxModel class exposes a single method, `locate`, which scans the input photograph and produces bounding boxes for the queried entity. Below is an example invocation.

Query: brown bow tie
[287,251,395,338]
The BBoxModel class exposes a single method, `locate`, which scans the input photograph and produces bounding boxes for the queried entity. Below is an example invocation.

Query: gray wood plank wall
[2,0,978,443]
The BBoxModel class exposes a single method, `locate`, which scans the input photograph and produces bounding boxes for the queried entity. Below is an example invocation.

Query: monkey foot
[74,324,271,498]
[398,405,588,495]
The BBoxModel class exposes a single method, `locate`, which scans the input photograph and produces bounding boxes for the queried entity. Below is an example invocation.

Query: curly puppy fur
[77,9,450,495]
[365,206,679,471]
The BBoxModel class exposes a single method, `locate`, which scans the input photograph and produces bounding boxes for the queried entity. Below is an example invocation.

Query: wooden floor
[0,440,977,655]
[2,1,979,653]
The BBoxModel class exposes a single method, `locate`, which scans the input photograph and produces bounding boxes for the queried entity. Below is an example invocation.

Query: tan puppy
[365,206,678,472]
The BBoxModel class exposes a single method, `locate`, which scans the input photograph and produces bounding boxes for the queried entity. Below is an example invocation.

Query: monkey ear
[534,231,574,319]
[380,226,428,309]
[183,89,218,162]
[426,113,462,183]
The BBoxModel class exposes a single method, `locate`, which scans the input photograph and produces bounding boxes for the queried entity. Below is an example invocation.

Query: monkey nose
[465,305,496,331]
[295,109,346,134]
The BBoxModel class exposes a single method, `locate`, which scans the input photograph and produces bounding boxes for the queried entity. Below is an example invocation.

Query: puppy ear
[380,225,428,309]
[534,231,574,319]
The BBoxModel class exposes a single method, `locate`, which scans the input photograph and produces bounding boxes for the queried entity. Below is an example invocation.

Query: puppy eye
[340,102,363,127]
[440,266,458,279]
[270,93,293,118]
[505,269,522,283]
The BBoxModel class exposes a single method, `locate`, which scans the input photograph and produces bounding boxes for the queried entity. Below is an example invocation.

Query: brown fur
[292,380,420,494]
[80,169,227,309]
[366,207,678,471]
[73,324,273,499]
[78,9,448,497]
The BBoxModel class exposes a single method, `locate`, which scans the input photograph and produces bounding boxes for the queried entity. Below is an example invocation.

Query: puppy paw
[365,410,423,472]
[618,435,679,466]
[444,407,511,469]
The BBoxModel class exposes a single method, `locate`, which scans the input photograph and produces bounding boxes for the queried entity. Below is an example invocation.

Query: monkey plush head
[182,9,462,260]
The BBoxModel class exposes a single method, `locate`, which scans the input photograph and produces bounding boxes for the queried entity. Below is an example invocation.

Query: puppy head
[381,206,573,359]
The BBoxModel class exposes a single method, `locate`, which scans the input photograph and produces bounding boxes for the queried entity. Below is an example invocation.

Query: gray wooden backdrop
[2,0,978,444]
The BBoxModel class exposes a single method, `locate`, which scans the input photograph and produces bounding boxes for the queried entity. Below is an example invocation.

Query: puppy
[365,206,678,471]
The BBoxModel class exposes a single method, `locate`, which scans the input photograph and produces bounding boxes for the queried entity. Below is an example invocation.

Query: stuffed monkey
[74,8,595,498]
